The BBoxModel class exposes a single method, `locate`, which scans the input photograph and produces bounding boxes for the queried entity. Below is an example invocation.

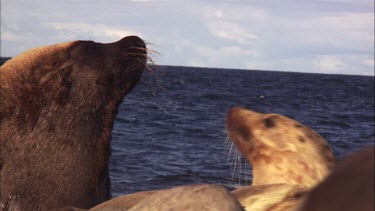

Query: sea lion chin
[0,36,147,210]
[226,107,335,188]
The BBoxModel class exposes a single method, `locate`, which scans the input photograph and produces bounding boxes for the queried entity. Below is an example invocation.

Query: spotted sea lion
[226,107,335,188]
[127,184,244,211]
[90,184,245,211]
[0,36,147,210]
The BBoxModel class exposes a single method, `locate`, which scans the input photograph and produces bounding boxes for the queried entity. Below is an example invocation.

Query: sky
[1,0,374,75]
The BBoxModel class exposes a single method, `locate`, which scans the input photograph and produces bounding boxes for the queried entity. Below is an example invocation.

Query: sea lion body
[0,36,146,210]
[89,184,244,211]
[226,107,335,188]
[90,190,158,210]
[127,184,244,211]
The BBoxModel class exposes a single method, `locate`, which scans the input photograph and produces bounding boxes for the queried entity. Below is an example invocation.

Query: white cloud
[45,22,140,42]
[201,5,265,45]
[1,0,373,75]
[311,54,374,75]
[186,44,259,69]
[193,45,258,58]
[314,55,345,71]
[206,20,258,44]
[130,0,166,2]
[1,30,25,42]
[276,12,374,52]
[364,59,374,67]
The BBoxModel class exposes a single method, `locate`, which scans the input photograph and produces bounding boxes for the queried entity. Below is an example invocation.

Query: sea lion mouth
[124,36,147,68]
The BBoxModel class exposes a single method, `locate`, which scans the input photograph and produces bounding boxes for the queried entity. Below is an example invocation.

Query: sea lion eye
[264,117,276,128]
[298,136,306,143]
[295,124,304,128]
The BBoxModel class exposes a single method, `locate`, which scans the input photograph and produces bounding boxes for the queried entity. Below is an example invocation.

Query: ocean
[1,58,374,197]
[110,65,374,197]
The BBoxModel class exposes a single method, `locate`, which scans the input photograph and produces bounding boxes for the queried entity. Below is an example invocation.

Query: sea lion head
[0,36,147,209]
[226,107,335,188]
[1,36,146,128]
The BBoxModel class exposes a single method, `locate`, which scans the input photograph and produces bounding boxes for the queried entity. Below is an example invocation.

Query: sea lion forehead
[1,38,129,71]
[0,42,73,76]
[227,106,262,117]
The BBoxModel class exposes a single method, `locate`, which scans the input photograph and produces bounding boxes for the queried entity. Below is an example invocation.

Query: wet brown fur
[0,36,146,210]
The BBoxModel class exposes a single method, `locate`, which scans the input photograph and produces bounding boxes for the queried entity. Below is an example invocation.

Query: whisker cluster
[131,44,169,113]
[224,131,252,186]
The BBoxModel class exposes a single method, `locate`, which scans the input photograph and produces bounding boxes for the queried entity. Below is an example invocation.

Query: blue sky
[1,0,374,75]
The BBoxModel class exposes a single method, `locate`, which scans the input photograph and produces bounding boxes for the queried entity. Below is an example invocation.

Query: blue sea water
[110,65,375,197]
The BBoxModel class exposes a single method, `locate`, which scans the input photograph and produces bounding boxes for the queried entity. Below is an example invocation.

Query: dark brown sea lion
[0,36,147,210]
[296,146,374,211]
[226,107,335,188]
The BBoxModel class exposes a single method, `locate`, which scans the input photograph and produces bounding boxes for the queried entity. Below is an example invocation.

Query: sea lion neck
[250,150,332,188]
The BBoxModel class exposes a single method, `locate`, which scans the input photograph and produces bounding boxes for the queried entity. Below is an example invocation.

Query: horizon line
[1,57,373,77]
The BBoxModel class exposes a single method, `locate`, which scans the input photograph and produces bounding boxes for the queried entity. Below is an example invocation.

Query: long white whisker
[227,142,234,164]
[245,156,248,185]
[239,150,242,185]
[224,134,231,150]
[232,148,237,181]
[153,102,169,113]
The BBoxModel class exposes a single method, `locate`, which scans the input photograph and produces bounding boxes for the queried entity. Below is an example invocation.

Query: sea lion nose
[105,36,147,63]
[117,36,146,50]
[226,107,254,141]
[118,36,146,54]
[226,107,261,129]
[226,107,254,121]
[227,106,243,116]
[226,107,247,127]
